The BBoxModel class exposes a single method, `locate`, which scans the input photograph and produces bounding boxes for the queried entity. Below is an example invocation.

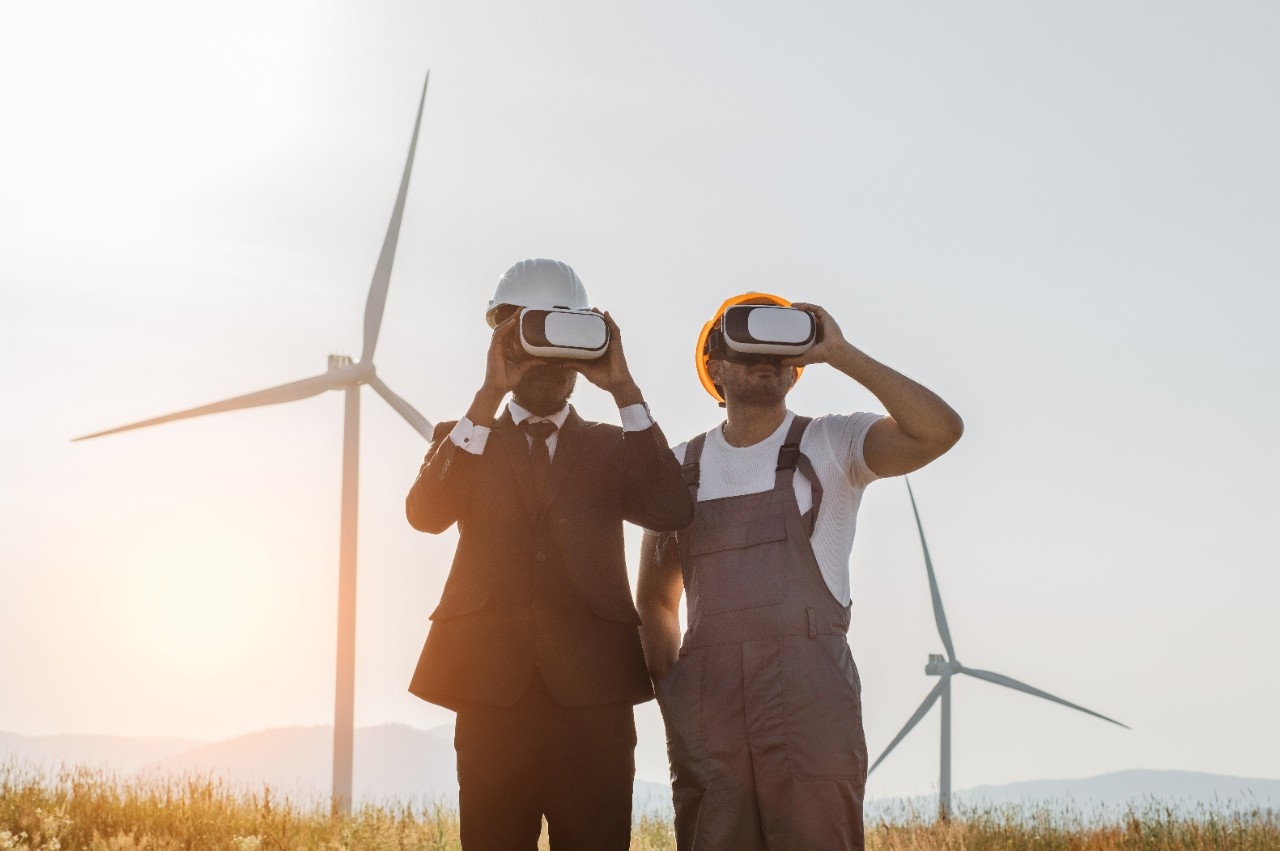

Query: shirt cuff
[619,402,654,432]
[449,417,491,455]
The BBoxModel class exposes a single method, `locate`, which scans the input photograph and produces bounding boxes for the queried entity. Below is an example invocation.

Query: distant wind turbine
[869,478,1129,820]
[74,72,436,813]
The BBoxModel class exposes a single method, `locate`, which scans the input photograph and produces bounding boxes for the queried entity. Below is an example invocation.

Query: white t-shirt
[659,409,883,606]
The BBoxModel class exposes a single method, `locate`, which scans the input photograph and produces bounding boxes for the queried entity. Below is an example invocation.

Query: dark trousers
[455,673,637,851]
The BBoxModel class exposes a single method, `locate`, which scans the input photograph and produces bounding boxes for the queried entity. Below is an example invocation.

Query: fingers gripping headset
[484,266,819,388]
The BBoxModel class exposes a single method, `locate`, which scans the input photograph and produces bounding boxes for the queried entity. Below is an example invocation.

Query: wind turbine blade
[869,679,946,775]
[905,477,957,661]
[72,370,352,441]
[361,70,430,364]
[368,376,434,440]
[959,666,1130,729]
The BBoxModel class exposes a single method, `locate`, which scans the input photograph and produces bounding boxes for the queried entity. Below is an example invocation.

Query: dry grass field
[2,762,1277,850]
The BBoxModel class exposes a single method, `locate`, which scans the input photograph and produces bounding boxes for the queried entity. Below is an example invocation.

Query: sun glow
[120,522,280,674]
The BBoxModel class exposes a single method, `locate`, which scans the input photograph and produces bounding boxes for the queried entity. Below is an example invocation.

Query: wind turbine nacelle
[517,307,610,360]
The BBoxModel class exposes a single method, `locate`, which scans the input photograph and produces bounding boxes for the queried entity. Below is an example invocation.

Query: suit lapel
[494,409,540,522]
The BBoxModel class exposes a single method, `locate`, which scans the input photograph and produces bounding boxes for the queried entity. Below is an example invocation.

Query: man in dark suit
[406,259,693,851]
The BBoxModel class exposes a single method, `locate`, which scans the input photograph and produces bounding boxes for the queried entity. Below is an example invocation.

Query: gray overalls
[658,416,868,851]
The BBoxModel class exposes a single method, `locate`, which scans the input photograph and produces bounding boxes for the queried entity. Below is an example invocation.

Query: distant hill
[868,769,1280,820]
[957,769,1280,813]
[151,723,458,806]
[1,724,672,815]
[5,727,1276,820]
[0,731,205,774]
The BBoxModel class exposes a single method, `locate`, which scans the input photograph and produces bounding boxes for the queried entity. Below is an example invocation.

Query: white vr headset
[713,304,818,358]
[517,307,610,360]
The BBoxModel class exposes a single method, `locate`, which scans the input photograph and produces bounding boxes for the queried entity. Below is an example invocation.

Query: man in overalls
[637,293,963,850]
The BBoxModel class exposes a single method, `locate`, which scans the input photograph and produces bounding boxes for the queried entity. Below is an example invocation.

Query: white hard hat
[486,258,590,327]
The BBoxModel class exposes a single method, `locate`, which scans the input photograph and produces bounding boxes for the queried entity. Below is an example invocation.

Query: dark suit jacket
[405,406,693,711]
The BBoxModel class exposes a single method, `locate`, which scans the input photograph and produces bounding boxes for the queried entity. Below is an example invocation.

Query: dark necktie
[521,419,557,509]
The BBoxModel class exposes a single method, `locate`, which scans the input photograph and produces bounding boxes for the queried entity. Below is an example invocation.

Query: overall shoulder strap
[681,431,708,494]
[660,430,709,567]
[775,415,824,536]
[775,415,811,474]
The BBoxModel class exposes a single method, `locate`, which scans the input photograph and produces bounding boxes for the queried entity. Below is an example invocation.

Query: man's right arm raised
[407,315,542,533]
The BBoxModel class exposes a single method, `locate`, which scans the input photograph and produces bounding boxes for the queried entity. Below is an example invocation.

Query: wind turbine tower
[869,479,1129,819]
[74,74,436,813]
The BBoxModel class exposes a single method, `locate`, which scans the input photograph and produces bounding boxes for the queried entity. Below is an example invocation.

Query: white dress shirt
[449,401,654,460]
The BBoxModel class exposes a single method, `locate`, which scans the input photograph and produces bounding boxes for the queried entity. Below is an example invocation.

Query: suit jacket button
[535,551,546,562]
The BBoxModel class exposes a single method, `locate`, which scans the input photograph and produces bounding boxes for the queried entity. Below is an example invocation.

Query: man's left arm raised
[784,302,964,478]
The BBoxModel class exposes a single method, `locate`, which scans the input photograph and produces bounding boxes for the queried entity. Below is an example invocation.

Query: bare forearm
[609,379,644,408]
[637,533,684,684]
[827,342,963,449]
[465,386,506,426]
[638,605,681,685]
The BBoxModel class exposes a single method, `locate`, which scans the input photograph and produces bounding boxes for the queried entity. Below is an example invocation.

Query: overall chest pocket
[687,513,788,614]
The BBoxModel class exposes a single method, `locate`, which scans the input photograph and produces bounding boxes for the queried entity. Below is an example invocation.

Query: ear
[707,358,726,386]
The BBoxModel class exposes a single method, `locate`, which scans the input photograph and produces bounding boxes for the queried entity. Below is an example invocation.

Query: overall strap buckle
[682,431,709,490]
[680,461,701,489]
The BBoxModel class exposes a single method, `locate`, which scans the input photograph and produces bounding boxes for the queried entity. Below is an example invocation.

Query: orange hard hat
[695,292,805,404]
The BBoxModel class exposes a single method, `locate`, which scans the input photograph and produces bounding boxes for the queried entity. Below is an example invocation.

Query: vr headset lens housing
[714,305,817,360]
[518,307,610,360]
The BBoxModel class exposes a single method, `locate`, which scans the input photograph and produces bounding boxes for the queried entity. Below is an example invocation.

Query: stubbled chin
[729,369,792,402]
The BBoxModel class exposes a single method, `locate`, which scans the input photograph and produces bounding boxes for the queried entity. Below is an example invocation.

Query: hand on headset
[571,311,643,407]
[780,303,846,368]
[482,314,551,395]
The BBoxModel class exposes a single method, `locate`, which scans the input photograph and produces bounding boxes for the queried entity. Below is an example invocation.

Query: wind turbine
[869,478,1129,819]
[73,73,436,813]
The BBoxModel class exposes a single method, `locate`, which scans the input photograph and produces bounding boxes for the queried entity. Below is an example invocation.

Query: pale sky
[2,1,1277,800]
